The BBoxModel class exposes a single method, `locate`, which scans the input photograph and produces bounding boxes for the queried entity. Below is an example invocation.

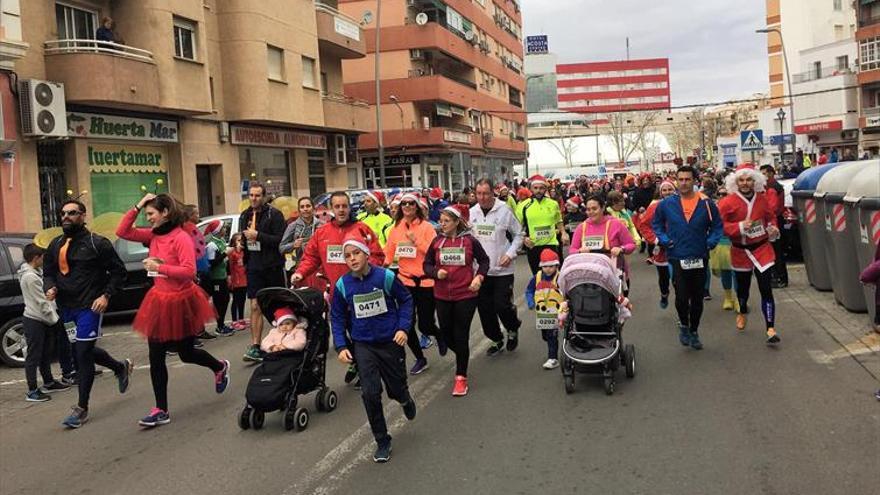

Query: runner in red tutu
[116,193,231,428]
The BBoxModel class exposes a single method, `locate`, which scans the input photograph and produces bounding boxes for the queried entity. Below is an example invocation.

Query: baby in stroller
[261,307,308,354]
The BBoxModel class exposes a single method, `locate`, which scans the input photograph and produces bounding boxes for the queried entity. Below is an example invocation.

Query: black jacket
[43,229,126,310]
[631,186,655,212]
[238,204,286,271]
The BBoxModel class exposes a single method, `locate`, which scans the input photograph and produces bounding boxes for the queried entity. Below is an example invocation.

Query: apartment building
[556,58,672,116]
[339,0,527,192]
[1,0,372,232]
[858,0,880,153]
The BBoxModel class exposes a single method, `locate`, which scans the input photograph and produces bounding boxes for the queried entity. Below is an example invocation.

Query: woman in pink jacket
[116,193,230,428]
[570,195,637,292]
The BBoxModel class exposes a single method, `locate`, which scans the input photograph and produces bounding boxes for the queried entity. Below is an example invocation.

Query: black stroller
[239,287,337,431]
[557,253,636,395]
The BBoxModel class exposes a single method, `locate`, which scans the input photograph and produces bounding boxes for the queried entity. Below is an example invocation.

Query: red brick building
[556,58,671,114]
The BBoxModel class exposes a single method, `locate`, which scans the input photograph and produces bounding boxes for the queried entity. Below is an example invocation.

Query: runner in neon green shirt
[356,191,394,247]
[516,175,567,273]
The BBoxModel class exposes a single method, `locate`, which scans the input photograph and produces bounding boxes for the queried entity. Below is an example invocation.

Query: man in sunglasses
[43,200,133,428]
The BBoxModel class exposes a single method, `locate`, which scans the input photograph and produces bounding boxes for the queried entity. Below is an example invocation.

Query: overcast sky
[521,0,770,108]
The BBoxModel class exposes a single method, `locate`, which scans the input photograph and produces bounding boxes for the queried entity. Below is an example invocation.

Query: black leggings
[436,298,478,376]
[231,287,247,321]
[211,279,230,325]
[735,268,775,329]
[406,286,435,361]
[74,340,125,409]
[655,265,670,296]
[672,260,707,332]
[148,336,223,411]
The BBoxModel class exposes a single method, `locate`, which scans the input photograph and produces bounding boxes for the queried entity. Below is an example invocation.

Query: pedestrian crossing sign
[740,130,764,151]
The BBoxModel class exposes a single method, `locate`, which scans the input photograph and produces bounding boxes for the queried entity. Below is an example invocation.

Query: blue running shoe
[409,358,428,375]
[139,408,171,427]
[689,332,704,350]
[373,441,392,463]
[678,325,691,347]
[419,334,434,350]
[216,325,235,336]
[62,406,88,429]
[215,360,230,394]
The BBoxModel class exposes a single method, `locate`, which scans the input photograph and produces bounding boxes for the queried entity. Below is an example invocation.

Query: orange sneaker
[766,327,780,344]
[452,375,468,396]
[736,314,747,331]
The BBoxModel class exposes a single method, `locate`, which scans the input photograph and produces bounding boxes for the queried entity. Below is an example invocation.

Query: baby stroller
[238,287,337,432]
[558,253,636,395]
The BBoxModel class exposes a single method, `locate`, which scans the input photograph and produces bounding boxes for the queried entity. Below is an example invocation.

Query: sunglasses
[400,201,417,207]
[60,209,83,218]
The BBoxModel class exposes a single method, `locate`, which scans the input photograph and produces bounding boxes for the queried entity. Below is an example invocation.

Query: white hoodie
[19,264,59,325]
[469,198,524,277]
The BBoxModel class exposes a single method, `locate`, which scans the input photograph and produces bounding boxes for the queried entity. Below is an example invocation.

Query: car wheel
[0,318,27,368]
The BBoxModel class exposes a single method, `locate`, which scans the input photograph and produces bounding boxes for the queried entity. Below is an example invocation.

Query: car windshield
[115,239,149,263]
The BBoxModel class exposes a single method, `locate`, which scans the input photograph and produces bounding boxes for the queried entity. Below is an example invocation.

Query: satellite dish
[415,13,428,26]
[361,10,373,25]
[464,30,475,41]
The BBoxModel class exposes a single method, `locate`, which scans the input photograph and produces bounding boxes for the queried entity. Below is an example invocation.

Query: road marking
[809,342,880,365]
[284,296,524,495]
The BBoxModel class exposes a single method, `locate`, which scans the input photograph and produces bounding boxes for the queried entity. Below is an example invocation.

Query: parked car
[778,178,803,262]
[0,233,151,367]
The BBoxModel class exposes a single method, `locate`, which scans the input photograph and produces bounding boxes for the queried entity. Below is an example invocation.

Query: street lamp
[371,2,386,187]
[777,107,786,166]
[756,28,796,142]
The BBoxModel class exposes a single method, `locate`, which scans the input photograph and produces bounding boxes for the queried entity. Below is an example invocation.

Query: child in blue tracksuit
[330,236,417,463]
[525,250,563,370]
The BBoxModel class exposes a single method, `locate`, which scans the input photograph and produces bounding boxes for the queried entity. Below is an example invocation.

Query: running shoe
[703,290,712,301]
[26,389,51,402]
[409,358,428,375]
[766,327,780,345]
[216,325,235,337]
[452,375,468,396]
[736,314,747,331]
[117,359,133,394]
[62,406,88,429]
[373,442,392,463]
[689,331,704,350]
[542,358,560,370]
[198,330,217,340]
[60,374,78,386]
[352,377,361,390]
[506,330,519,352]
[486,340,505,357]
[242,344,263,363]
[193,339,205,348]
[659,295,669,309]
[419,334,434,349]
[344,364,358,384]
[41,381,71,393]
[437,338,448,357]
[215,360,231,393]
[138,408,171,428]
[678,325,691,347]
[231,321,245,331]
[402,399,417,420]
[875,389,880,401]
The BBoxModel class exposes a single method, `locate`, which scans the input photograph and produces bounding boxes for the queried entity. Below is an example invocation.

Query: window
[837,55,849,70]
[267,45,285,81]
[834,24,844,40]
[55,3,97,40]
[321,72,328,94]
[813,61,822,79]
[302,56,316,88]
[307,150,326,195]
[833,0,842,11]
[173,16,197,60]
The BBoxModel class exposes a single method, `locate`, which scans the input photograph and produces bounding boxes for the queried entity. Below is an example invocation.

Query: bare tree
[607,111,660,168]
[545,121,582,168]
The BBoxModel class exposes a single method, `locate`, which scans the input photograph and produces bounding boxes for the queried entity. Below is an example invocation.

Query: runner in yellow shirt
[516,175,568,273]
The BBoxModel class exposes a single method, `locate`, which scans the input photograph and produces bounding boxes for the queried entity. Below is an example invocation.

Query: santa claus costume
[717,164,781,344]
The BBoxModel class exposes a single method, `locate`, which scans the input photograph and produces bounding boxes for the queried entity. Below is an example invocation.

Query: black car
[0,233,151,367]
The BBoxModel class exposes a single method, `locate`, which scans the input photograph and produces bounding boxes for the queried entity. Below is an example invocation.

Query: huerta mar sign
[67,112,179,143]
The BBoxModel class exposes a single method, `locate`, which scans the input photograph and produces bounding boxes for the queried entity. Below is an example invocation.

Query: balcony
[315,1,366,59]
[358,127,480,151]
[322,93,372,133]
[792,65,857,84]
[44,39,161,112]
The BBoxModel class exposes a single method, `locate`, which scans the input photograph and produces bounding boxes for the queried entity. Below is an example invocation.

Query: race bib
[395,243,417,259]
[440,247,466,266]
[681,258,704,270]
[566,222,580,233]
[64,322,77,343]
[327,245,345,264]
[536,312,558,330]
[583,236,604,251]
[533,226,553,241]
[474,224,496,241]
[744,221,766,239]
[353,290,388,319]
[147,271,167,278]
[247,240,261,251]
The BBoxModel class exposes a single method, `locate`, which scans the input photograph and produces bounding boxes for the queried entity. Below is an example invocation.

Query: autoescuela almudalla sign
[230,125,327,150]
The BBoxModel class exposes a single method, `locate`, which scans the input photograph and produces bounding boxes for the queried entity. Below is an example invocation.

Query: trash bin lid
[815,161,875,196]
[793,162,843,191]
[844,162,880,202]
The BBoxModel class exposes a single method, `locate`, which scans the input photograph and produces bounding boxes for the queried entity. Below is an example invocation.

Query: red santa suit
[638,199,668,266]
[718,167,778,273]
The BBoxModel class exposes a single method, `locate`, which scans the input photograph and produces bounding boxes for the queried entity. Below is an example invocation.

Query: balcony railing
[863,106,880,116]
[792,65,857,84]
[407,69,477,90]
[314,0,360,25]
[44,39,154,63]
[322,92,370,107]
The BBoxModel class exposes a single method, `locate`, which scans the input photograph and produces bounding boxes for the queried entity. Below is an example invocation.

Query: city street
[0,257,877,495]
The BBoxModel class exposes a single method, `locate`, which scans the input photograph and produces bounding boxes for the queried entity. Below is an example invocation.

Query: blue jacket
[330,266,413,351]
[651,194,723,261]
[429,200,449,223]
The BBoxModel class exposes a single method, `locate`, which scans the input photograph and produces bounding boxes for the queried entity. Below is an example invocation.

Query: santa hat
[203,220,222,235]
[539,249,560,267]
[529,174,548,186]
[390,194,403,206]
[273,307,296,326]
[495,183,510,195]
[566,196,582,208]
[364,190,385,206]
[516,188,532,201]
[724,163,766,194]
[342,234,370,255]
[399,192,419,204]
[659,180,675,190]
[429,187,443,200]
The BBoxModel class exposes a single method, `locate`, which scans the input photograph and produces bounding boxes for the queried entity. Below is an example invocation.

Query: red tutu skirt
[132,284,217,343]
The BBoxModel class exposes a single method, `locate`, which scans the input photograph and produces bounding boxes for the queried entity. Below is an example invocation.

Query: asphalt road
[0,256,878,495]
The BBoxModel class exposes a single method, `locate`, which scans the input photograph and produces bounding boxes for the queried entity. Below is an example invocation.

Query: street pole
[375,0,386,187]
[778,114,784,167]
[757,28,796,150]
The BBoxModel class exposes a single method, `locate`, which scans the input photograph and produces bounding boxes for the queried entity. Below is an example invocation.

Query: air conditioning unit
[19,79,67,138]
[422,116,431,130]
[410,49,424,60]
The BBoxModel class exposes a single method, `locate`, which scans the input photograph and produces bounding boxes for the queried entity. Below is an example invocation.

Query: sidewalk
[779,263,880,380]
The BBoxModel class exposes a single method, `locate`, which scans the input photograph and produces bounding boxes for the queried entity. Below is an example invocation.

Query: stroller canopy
[256,287,325,324]
[558,253,620,296]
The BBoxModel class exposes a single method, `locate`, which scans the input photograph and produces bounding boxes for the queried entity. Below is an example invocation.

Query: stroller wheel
[283,408,296,431]
[564,375,575,394]
[603,377,615,396]
[239,406,252,430]
[625,344,636,379]
[324,390,338,412]
[251,410,265,430]
[294,407,310,432]
[315,387,328,412]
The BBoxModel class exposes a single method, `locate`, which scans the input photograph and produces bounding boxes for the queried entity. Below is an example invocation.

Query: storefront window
[239,147,292,198]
